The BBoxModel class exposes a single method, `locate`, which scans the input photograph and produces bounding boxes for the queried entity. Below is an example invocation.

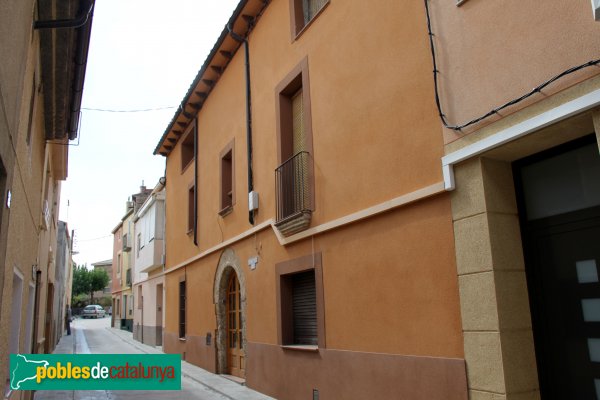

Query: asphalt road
[34,317,229,400]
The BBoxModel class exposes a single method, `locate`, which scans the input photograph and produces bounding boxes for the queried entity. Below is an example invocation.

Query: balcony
[275,151,313,236]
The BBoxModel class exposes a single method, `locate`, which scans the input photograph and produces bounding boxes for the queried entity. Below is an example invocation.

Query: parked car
[82,305,106,319]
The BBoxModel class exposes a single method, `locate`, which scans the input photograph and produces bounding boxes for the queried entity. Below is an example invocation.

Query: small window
[219,140,235,215]
[290,0,329,37]
[179,281,186,338]
[276,253,324,348]
[117,253,121,274]
[187,184,195,233]
[181,126,195,171]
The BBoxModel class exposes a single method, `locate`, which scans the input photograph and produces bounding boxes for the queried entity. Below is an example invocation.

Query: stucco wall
[429,0,600,142]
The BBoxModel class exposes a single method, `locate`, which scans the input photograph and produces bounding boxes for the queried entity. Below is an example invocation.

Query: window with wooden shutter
[275,59,314,233]
[292,270,317,345]
[181,126,195,171]
[303,0,328,25]
[290,0,330,37]
[219,139,235,216]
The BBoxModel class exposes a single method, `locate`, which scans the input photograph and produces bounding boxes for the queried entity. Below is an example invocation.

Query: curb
[104,327,237,400]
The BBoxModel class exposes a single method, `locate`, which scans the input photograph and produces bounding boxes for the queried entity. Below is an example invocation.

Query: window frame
[180,124,195,173]
[276,252,325,349]
[289,0,330,39]
[219,139,235,216]
[275,57,314,165]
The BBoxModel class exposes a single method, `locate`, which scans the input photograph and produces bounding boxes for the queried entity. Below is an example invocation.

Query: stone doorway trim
[213,248,246,375]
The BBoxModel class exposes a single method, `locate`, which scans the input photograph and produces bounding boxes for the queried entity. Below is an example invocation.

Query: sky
[58,0,240,268]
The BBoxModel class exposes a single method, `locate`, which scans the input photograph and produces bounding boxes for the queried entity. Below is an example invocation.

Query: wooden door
[226,273,245,378]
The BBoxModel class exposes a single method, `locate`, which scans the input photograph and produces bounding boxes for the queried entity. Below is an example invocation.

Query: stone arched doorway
[214,248,247,377]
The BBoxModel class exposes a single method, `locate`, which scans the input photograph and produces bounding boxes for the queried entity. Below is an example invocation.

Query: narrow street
[33,318,272,400]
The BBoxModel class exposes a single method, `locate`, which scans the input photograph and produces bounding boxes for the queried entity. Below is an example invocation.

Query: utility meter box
[249,191,259,211]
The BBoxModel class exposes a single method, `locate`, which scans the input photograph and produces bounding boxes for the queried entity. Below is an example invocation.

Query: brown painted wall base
[247,342,468,400]
[164,331,216,373]
[133,325,163,347]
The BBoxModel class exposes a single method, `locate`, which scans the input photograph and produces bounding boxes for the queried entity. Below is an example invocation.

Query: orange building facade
[155,0,467,398]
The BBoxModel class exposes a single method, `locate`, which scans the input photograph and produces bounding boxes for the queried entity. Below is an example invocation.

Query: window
[136,233,141,258]
[219,140,235,215]
[291,270,317,345]
[187,184,195,233]
[179,281,186,338]
[276,253,324,348]
[126,268,132,287]
[128,295,133,315]
[275,59,314,229]
[117,253,121,275]
[181,125,195,171]
[290,0,329,37]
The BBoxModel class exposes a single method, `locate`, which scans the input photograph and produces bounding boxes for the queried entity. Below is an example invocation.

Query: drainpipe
[34,0,94,30]
[227,24,255,226]
[32,269,42,354]
[193,117,199,246]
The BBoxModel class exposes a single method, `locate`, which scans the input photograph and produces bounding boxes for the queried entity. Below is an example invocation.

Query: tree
[71,264,109,304]
[89,268,109,303]
[72,264,90,298]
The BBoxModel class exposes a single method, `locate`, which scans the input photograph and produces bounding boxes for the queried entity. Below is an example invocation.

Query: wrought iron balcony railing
[275,151,313,234]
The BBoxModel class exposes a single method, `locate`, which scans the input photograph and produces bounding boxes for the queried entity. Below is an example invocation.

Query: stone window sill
[281,345,318,352]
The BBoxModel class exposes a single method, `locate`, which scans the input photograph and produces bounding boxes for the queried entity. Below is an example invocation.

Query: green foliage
[97,296,112,308]
[71,264,90,298]
[71,264,110,303]
[72,293,89,308]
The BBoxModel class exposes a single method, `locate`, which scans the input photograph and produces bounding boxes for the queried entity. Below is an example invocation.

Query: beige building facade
[0,0,94,398]
[132,181,166,347]
[429,1,600,399]
[111,186,152,332]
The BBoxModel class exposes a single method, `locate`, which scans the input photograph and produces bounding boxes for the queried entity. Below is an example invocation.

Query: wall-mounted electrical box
[249,191,259,211]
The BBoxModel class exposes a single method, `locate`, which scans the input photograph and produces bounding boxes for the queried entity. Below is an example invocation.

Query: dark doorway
[515,135,600,399]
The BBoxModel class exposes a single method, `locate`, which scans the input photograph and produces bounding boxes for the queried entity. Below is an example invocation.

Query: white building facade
[132,182,166,347]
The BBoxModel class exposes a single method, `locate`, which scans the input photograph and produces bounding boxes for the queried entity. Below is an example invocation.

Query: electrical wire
[81,106,176,113]
[76,234,112,242]
[424,0,600,131]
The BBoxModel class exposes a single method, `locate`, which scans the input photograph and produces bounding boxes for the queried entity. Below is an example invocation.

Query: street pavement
[34,317,275,400]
